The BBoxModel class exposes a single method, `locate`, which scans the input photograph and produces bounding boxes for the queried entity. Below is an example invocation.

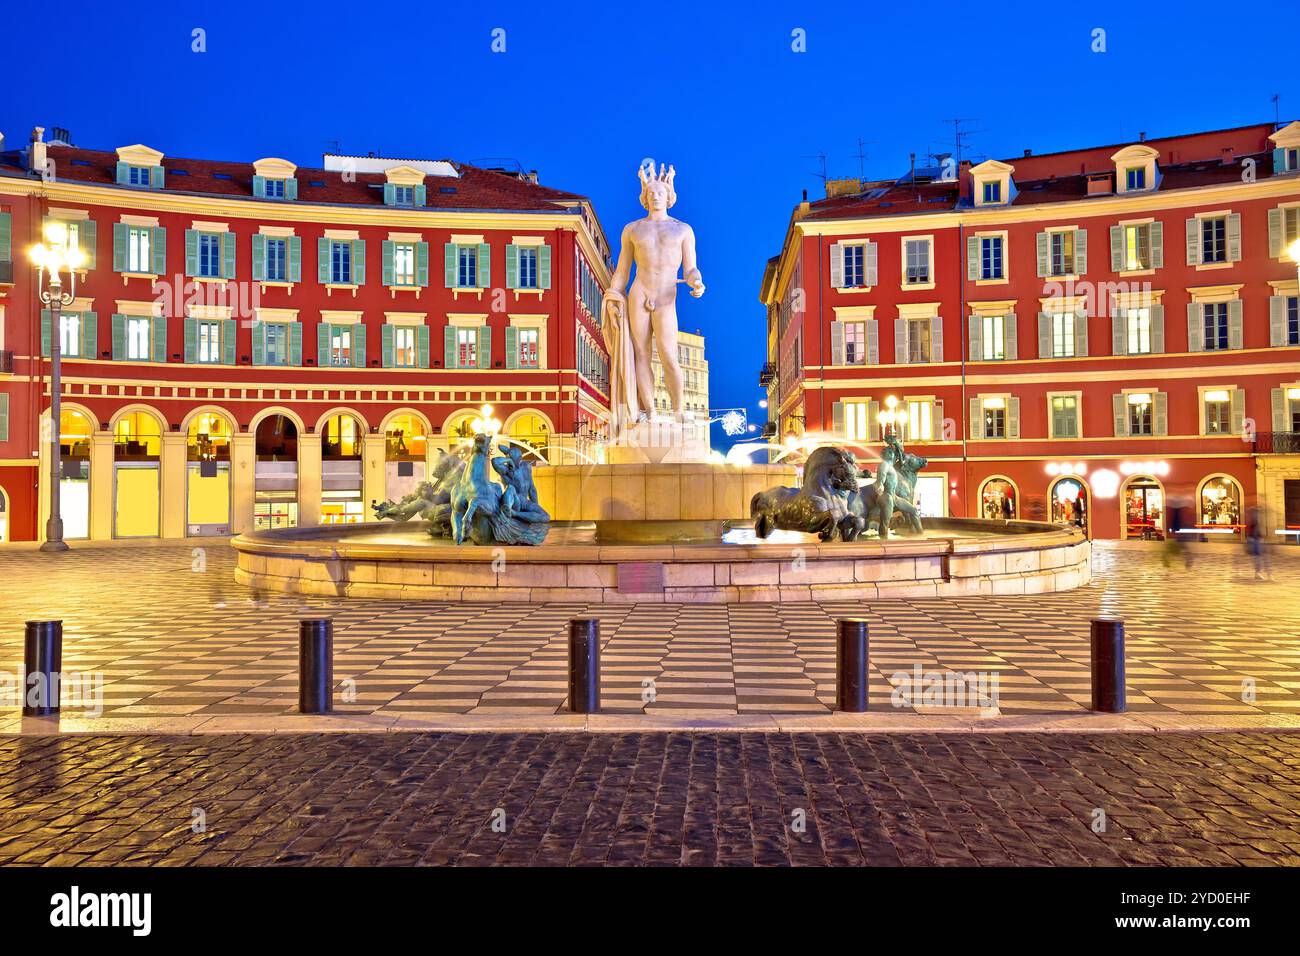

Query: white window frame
[125,316,151,361]
[901,235,934,288]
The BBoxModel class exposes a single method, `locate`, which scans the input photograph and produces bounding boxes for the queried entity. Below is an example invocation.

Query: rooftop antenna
[943,118,985,167]
[853,138,876,180]
[325,139,341,154]
[1273,93,1281,128]
[803,150,827,184]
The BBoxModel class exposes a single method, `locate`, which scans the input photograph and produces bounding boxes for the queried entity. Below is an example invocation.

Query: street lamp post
[30,222,84,553]
[878,394,900,439]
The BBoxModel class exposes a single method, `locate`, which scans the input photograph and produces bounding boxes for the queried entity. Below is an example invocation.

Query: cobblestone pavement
[1,732,1298,866]
[0,541,1298,718]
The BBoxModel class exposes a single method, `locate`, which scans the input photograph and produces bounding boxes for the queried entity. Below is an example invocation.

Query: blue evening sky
[3,1,1297,443]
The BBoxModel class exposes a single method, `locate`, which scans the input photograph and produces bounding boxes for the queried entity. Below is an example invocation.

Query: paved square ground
[0,541,1298,718]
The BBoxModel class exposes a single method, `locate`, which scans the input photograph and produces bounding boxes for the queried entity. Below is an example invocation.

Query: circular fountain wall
[232,518,1091,603]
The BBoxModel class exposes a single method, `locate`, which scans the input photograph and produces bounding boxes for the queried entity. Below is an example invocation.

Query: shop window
[1050,478,1089,532]
[981,478,1016,520]
[187,413,232,462]
[1124,478,1165,540]
[506,413,551,462]
[321,414,362,459]
[1198,477,1241,531]
[113,411,162,461]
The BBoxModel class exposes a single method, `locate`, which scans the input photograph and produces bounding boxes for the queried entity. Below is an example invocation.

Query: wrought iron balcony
[1254,432,1300,454]
[761,421,777,439]
[758,361,776,386]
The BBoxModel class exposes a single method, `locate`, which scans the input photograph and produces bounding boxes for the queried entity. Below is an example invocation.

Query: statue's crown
[638,161,675,187]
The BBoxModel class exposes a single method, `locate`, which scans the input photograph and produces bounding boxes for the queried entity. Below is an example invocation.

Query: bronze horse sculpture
[750,446,866,541]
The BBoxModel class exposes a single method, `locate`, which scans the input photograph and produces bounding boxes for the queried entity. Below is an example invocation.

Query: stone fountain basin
[232,518,1091,603]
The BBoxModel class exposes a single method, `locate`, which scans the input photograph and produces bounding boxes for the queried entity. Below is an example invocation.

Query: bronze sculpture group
[750,433,929,542]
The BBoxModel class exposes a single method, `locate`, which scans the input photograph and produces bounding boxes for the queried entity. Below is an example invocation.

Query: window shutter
[318,238,331,283]
[1186,303,1203,352]
[930,316,943,363]
[111,313,126,361]
[830,320,844,365]
[1150,305,1165,354]
[831,401,844,437]
[864,241,877,286]
[351,323,366,367]
[251,322,265,365]
[288,323,302,366]
[1270,295,1287,346]
[1073,229,1087,275]
[383,183,396,206]
[933,399,945,440]
[505,326,519,369]
[1150,221,1164,269]
[41,309,52,357]
[1269,208,1283,258]
[414,184,426,206]
[1111,310,1126,355]
[477,325,491,367]
[150,166,164,189]
[1037,312,1051,358]
[1227,299,1243,349]
[113,223,128,272]
[1005,313,1018,360]
[867,400,881,441]
[969,398,983,440]
[252,234,266,282]
[416,325,430,368]
[968,314,983,360]
[79,220,97,269]
[317,323,331,366]
[1113,394,1127,437]
[0,212,10,261]
[81,312,98,358]
[184,318,197,364]
[284,178,298,201]
[866,319,879,365]
[1226,213,1242,262]
[352,240,366,285]
[1154,392,1169,436]
[287,237,302,283]
[539,244,552,289]
[151,226,167,276]
[1273,388,1287,431]
[1185,217,1201,265]
[476,243,491,288]
[505,244,519,289]
[185,230,199,277]
[444,243,458,287]
[0,394,8,443]
[894,317,908,364]
[1007,397,1020,439]
[1037,232,1050,277]
[253,175,266,198]
[222,232,236,279]
[151,316,167,363]
[1109,225,1123,271]
[416,242,429,287]
[381,324,395,367]
[444,326,456,367]
[1231,389,1245,435]
[115,161,130,185]
[967,236,980,281]
[829,244,844,288]
[381,240,394,286]
[222,319,236,365]
[1073,312,1088,357]
[1275,148,1289,174]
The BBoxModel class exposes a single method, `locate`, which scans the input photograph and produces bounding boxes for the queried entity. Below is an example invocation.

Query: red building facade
[0,130,612,543]
[761,122,1300,540]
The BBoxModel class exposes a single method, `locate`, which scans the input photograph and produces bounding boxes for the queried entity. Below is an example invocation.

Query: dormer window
[982,181,1001,203]
[1269,121,1300,175]
[1112,144,1159,194]
[251,158,299,200]
[1125,167,1146,190]
[969,159,1015,207]
[382,166,427,207]
[265,178,285,199]
[114,144,165,190]
[392,185,414,206]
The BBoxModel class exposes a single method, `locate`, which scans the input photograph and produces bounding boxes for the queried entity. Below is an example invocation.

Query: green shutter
[150,166,164,189]
[382,323,395,367]
[317,323,331,366]
[353,240,365,285]
[40,310,52,357]
[113,223,128,272]
[416,242,429,287]
[222,319,236,364]
[1036,232,1050,277]
[445,244,458,287]
[477,243,491,288]
[352,323,367,367]
[414,184,426,206]
[252,174,266,198]
[184,318,197,363]
[222,232,236,279]
[288,322,303,365]
[539,244,551,289]
[444,326,456,367]
[251,322,265,365]
[80,220,96,269]
[1109,225,1123,271]
[417,325,430,368]
[477,325,491,368]
[151,227,167,275]
[318,238,331,283]
[382,240,395,286]
[505,326,519,368]
[81,312,98,358]
[151,316,167,363]
[0,211,11,262]
[115,162,130,185]
[111,313,126,360]
[967,236,980,280]
[505,244,519,289]
[0,393,8,443]
[383,183,396,206]
[185,229,199,277]
[284,178,298,201]
[288,236,302,282]
[252,234,266,281]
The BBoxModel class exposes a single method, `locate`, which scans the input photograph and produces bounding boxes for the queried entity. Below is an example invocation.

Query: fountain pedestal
[605,418,711,465]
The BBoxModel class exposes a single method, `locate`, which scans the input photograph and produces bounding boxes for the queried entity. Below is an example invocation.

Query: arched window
[978,476,1018,520]
[1197,475,1242,531]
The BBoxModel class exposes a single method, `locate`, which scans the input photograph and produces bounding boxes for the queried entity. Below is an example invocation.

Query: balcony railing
[1254,432,1300,455]
[758,362,776,386]
[0,350,11,374]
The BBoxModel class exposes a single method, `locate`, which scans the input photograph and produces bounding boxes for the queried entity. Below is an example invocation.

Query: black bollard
[298,619,334,714]
[568,618,600,714]
[23,621,63,717]
[1090,617,1126,713]
[836,618,869,713]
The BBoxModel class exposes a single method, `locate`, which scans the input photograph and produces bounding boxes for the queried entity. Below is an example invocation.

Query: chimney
[28,126,46,175]
[958,159,973,202]
[801,188,808,201]
[1138,131,1146,142]
[1220,146,1234,166]
[48,126,72,146]
[1023,149,1032,158]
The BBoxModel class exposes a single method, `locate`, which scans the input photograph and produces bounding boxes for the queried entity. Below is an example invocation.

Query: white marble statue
[601,163,706,435]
